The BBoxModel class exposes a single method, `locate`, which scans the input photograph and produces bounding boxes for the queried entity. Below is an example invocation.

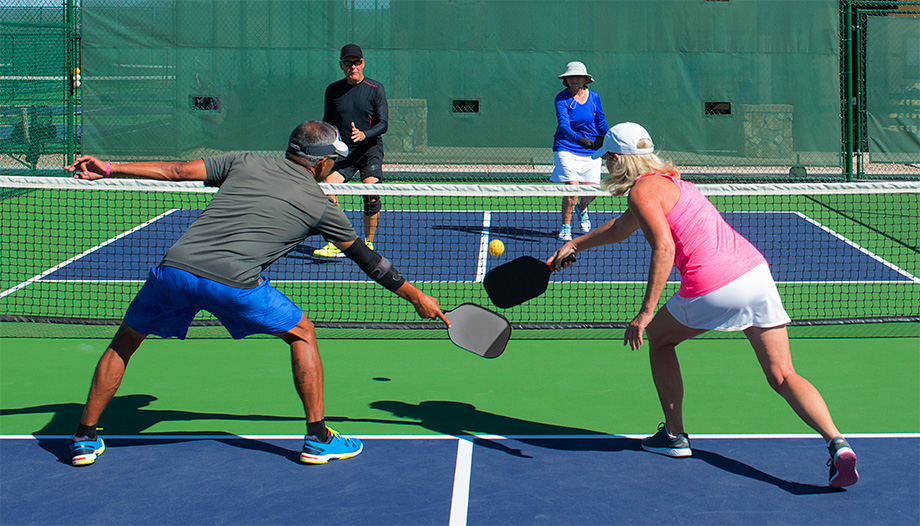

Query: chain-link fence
[0,0,78,175]
[848,2,920,180]
[1,0,917,181]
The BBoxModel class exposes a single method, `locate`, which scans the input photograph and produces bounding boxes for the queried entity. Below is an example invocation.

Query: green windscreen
[867,14,920,163]
[80,0,843,169]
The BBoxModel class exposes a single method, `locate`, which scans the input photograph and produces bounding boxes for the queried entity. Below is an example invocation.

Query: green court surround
[2,334,916,437]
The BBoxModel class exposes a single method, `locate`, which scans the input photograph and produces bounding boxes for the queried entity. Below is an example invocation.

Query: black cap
[340,44,363,60]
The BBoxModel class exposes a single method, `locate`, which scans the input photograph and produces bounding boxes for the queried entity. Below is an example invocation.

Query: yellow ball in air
[488,239,505,256]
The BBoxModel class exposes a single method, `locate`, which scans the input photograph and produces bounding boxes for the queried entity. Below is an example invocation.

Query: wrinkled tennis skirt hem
[550,150,602,184]
[665,263,791,332]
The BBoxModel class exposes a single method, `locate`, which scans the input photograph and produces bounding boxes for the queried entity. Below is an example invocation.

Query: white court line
[474,211,491,283]
[792,211,920,283]
[5,433,918,440]
[0,209,180,299]
[4,210,915,289]
[449,438,474,526]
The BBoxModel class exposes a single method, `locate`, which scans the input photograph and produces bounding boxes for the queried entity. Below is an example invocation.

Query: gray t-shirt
[160,152,358,288]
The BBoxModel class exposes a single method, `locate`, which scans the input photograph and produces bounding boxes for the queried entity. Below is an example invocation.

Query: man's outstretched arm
[337,238,449,325]
[66,155,207,182]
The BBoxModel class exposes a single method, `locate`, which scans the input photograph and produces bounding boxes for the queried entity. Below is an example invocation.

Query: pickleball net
[1,175,918,338]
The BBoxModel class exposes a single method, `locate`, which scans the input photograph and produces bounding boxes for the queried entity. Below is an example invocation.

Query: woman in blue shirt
[552,61,609,241]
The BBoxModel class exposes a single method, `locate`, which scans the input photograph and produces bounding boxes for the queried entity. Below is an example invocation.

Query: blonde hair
[600,138,679,195]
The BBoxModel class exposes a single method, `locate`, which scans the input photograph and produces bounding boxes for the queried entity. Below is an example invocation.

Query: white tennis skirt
[665,263,791,331]
[550,150,602,184]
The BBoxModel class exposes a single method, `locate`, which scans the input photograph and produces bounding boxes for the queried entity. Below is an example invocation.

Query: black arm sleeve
[322,84,335,126]
[363,84,388,140]
[342,239,406,293]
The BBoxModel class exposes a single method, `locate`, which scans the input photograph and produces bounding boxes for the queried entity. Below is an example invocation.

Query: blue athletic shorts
[124,266,304,339]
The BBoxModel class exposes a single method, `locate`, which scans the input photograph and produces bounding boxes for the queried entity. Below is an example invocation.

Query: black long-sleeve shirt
[323,76,388,157]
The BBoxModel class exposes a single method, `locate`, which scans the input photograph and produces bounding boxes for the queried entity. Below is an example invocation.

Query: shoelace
[326,427,345,442]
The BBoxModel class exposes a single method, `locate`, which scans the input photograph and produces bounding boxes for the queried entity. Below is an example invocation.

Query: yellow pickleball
[488,239,505,256]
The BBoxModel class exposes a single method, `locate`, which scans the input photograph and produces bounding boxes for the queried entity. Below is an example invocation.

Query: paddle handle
[549,253,576,270]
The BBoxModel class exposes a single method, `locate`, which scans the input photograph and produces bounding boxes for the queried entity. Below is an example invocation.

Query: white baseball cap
[591,122,655,159]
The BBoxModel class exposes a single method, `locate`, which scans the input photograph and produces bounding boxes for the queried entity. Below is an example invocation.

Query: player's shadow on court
[689,448,842,495]
[432,225,558,242]
[0,394,304,464]
[333,400,839,494]
[331,399,607,458]
[512,439,840,495]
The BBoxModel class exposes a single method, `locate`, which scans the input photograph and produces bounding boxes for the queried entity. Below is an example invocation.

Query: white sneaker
[578,207,591,233]
[557,224,572,241]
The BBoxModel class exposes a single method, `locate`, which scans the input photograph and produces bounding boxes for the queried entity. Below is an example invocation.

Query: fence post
[65,0,75,167]
[842,0,854,181]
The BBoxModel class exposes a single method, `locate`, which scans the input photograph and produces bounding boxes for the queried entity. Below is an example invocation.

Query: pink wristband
[104,162,111,178]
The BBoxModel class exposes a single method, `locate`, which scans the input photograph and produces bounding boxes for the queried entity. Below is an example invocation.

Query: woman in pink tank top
[547,122,857,488]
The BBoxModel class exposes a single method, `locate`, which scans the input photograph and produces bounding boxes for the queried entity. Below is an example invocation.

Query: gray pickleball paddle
[444,303,511,359]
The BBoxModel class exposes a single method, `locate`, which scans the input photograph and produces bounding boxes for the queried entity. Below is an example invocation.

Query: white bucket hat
[558,61,594,84]
[592,122,655,158]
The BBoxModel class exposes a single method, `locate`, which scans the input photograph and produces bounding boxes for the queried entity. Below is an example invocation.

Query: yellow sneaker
[364,238,375,251]
[312,241,345,258]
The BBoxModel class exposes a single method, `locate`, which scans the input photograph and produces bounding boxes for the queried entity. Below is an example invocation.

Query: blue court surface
[38,209,918,285]
[1,435,916,524]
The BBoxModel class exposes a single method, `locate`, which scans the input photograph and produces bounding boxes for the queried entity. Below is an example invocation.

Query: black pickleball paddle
[483,255,575,309]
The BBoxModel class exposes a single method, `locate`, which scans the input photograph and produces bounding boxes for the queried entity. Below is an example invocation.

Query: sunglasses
[340,59,363,67]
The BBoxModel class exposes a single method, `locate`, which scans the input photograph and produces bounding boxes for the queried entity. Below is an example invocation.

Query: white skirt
[550,150,602,184]
[665,263,791,331]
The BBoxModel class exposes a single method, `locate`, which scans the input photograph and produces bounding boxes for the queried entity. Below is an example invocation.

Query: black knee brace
[363,195,382,216]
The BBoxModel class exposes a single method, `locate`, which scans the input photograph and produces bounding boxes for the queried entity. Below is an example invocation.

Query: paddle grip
[549,253,577,271]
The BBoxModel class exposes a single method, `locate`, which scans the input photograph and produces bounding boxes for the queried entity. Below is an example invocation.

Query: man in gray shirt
[65,120,448,466]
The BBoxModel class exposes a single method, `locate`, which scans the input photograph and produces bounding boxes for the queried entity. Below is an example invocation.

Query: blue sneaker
[71,436,105,466]
[300,428,363,464]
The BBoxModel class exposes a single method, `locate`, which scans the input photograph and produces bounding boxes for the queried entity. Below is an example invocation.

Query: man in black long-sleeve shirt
[313,44,389,258]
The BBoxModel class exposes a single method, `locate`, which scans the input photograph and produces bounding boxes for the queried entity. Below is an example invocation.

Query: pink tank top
[639,173,766,298]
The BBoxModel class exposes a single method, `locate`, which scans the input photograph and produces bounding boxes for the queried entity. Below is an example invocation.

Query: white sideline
[449,438,474,526]
[0,209,179,299]
[3,433,918,440]
[474,211,491,283]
